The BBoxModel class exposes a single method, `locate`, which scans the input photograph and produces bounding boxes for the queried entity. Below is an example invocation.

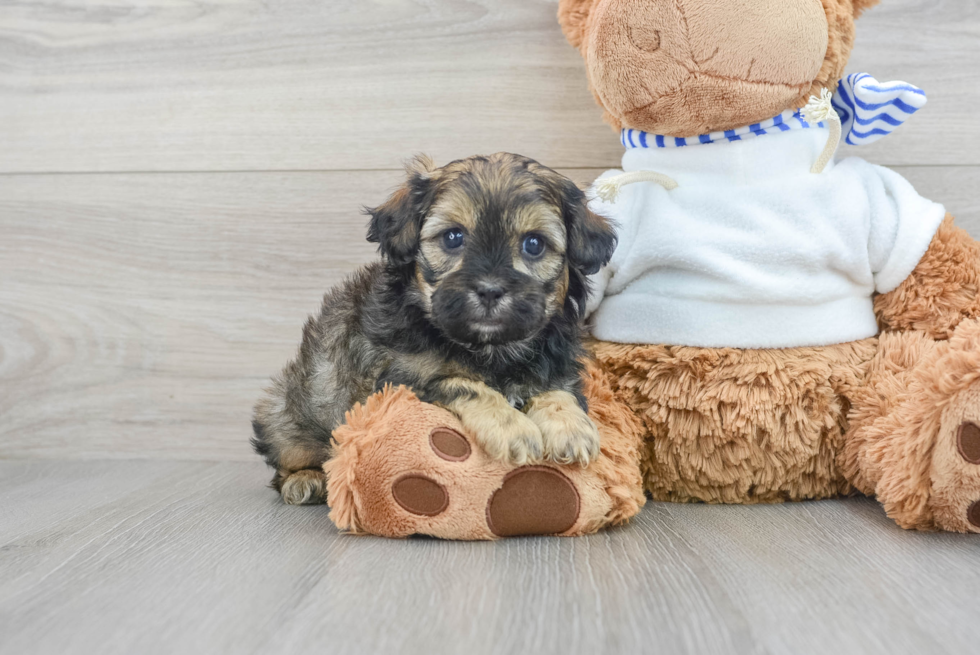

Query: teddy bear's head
[559,0,880,136]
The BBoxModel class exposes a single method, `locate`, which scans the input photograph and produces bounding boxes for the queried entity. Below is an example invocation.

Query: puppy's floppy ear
[553,176,617,276]
[365,155,437,266]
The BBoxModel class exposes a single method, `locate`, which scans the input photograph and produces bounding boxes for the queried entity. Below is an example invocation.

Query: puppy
[251,153,617,505]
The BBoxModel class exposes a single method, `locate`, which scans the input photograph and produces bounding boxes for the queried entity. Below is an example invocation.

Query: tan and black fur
[252,153,617,504]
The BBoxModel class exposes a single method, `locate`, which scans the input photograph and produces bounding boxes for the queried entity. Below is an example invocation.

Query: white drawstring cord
[598,92,839,199]
[594,170,679,202]
[801,88,842,174]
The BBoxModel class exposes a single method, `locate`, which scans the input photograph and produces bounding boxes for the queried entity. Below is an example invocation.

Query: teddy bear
[321,0,980,537]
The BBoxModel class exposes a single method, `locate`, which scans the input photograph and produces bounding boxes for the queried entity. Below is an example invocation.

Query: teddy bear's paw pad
[392,474,449,517]
[486,466,579,537]
[429,427,471,462]
[969,501,980,529]
[956,422,980,464]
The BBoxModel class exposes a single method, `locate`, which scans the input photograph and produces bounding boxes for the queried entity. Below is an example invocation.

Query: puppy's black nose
[475,282,505,309]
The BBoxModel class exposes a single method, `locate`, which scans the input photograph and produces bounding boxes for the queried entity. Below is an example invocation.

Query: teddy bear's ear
[851,0,881,18]
[558,0,597,49]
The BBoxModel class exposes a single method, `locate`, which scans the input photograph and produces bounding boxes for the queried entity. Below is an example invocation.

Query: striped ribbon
[622,73,926,149]
[831,73,927,146]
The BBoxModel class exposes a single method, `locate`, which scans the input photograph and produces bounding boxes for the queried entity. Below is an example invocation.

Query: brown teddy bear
[324,0,980,537]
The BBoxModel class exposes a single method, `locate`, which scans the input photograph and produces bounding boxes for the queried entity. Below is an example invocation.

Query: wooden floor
[0,460,978,655]
[3,0,980,653]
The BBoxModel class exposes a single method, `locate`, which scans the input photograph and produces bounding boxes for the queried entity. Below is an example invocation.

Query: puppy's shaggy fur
[252,153,617,504]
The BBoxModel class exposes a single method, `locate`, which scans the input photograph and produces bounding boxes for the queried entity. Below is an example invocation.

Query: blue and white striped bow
[621,73,927,150]
[831,73,927,146]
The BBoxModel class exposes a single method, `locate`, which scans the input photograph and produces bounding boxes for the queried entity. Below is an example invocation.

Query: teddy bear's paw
[929,380,980,533]
[280,469,329,505]
[526,391,601,466]
[388,426,580,538]
[326,385,644,539]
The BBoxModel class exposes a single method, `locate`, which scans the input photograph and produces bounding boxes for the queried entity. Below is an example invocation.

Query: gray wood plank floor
[1,460,979,655]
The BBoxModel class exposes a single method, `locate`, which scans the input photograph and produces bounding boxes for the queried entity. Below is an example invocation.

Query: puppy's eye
[522,234,545,258]
[442,228,465,251]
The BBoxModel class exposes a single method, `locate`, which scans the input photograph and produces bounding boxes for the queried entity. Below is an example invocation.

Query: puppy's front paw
[526,391,601,466]
[459,406,544,465]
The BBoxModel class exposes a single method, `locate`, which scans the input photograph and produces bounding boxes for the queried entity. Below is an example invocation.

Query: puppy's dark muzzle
[431,266,548,347]
[474,281,506,311]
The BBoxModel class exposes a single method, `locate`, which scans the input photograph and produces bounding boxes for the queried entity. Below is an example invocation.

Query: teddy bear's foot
[844,321,980,532]
[323,371,646,540]
[390,428,582,537]
[390,455,582,538]
[324,392,593,539]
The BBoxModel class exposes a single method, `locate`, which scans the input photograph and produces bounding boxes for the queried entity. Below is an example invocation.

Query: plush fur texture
[590,338,873,503]
[842,321,980,531]
[874,215,980,339]
[851,0,882,17]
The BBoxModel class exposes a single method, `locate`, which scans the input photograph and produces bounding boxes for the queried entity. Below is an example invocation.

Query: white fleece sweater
[586,128,947,349]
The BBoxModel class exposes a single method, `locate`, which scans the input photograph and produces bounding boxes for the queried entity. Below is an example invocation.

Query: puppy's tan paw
[526,391,601,466]
[281,469,328,505]
[460,405,544,466]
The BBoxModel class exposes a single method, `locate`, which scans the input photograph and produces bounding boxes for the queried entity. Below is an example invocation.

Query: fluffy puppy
[251,153,617,505]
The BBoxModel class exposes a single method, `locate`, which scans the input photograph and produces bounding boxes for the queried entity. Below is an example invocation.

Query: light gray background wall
[2,0,977,462]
